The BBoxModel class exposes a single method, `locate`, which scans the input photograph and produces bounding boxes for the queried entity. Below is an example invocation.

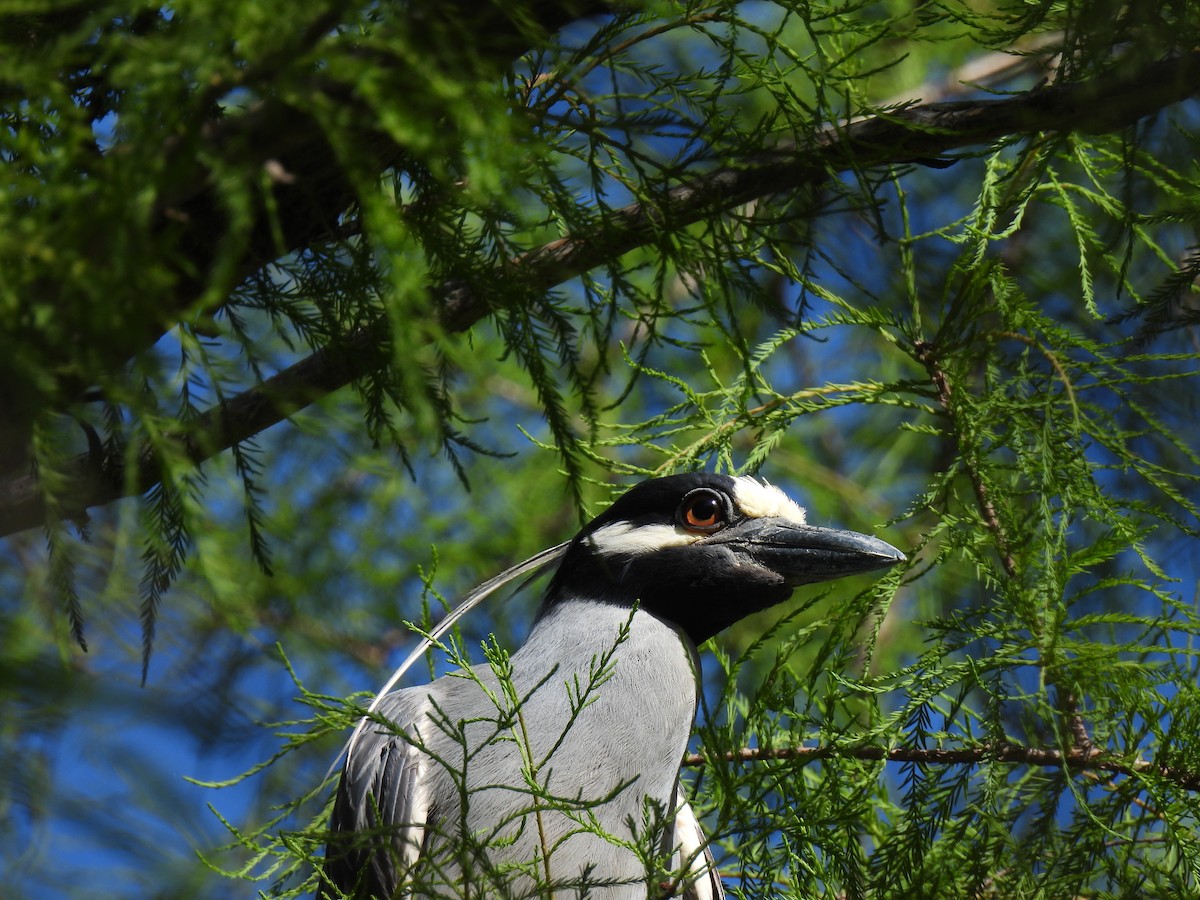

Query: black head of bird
[323,473,904,899]
[542,472,903,645]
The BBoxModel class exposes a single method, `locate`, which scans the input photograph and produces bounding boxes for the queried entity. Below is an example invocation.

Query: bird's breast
[419,600,700,894]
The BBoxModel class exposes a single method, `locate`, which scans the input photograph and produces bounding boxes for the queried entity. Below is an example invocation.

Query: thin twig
[682,744,1200,793]
[913,339,1094,750]
[913,340,1017,578]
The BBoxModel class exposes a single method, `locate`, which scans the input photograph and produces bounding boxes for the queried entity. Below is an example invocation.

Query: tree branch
[75,1,616,397]
[0,328,386,536]
[913,340,1018,578]
[682,743,1200,793]
[3,51,1199,538]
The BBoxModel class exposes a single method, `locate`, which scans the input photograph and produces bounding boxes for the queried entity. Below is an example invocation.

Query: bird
[321,472,904,899]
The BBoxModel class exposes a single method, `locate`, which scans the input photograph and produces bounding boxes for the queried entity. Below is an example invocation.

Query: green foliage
[3,0,1200,897]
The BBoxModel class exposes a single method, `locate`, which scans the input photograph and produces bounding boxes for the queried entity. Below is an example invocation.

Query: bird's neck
[519,598,702,715]
[542,560,792,645]
[502,600,703,870]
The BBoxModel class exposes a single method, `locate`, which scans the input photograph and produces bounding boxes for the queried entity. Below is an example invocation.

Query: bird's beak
[708,517,905,585]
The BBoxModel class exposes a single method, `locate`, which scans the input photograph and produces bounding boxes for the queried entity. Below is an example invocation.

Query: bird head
[541,473,904,644]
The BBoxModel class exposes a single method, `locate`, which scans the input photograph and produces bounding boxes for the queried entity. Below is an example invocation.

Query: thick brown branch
[464,51,1200,322]
[683,743,1200,793]
[84,1,615,397]
[3,51,1199,538]
[0,329,385,535]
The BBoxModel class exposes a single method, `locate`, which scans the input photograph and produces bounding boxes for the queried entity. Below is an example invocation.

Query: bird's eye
[678,488,728,533]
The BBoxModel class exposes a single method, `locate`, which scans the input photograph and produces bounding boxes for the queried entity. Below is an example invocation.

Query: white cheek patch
[732,476,807,524]
[587,522,702,558]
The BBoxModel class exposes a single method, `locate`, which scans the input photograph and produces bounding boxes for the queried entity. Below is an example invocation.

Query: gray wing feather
[675,791,725,900]
[324,691,433,898]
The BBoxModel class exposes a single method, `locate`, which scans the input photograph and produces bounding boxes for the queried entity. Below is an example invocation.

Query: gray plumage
[323,474,903,898]
[330,601,713,898]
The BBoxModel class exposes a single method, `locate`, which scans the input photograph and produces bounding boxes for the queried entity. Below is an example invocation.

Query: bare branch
[3,51,1199,538]
[683,743,1200,793]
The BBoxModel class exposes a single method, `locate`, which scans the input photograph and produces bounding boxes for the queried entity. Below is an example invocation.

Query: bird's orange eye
[679,489,727,533]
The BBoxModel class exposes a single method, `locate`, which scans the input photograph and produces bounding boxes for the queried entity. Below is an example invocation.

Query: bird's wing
[675,791,726,900]
[324,691,434,898]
